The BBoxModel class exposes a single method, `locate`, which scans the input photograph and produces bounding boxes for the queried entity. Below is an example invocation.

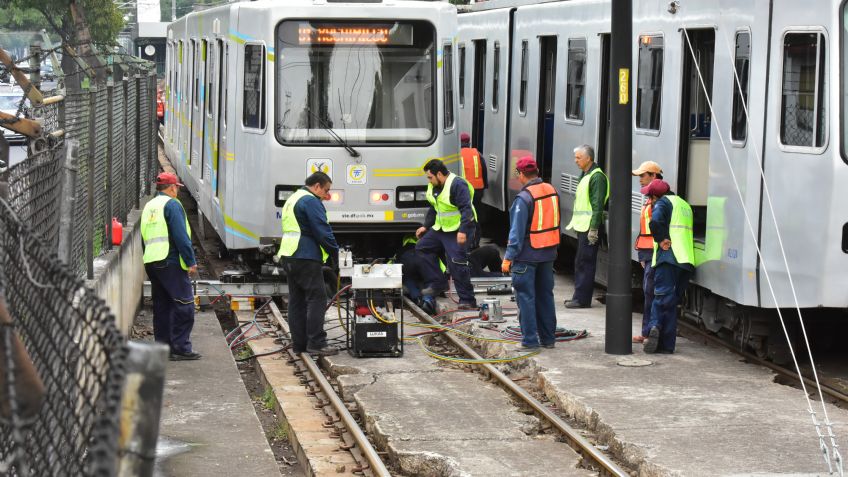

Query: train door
[597,34,611,173]
[215,40,227,200]
[193,39,207,178]
[677,29,715,242]
[536,36,557,183]
[186,41,194,165]
[203,39,213,182]
[472,40,487,152]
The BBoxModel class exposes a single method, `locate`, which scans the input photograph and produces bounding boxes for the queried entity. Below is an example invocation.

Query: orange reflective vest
[635,200,654,250]
[526,182,561,249]
[460,147,485,190]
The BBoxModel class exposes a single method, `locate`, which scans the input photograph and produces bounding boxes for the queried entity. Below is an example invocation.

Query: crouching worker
[277,172,340,356]
[502,156,560,350]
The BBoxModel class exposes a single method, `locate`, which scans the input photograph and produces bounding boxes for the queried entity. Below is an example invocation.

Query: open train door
[535,36,557,183]
[472,39,487,153]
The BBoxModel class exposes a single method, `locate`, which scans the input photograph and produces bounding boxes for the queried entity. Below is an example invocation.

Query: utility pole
[172,0,176,21]
[605,0,633,355]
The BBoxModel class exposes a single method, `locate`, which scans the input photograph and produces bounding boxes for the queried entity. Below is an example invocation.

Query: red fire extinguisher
[111,218,123,246]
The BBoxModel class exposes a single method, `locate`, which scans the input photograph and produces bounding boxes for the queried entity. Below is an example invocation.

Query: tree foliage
[0,0,124,46]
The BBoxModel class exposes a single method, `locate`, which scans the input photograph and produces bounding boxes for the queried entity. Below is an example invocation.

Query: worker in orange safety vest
[631,160,664,344]
[460,132,485,191]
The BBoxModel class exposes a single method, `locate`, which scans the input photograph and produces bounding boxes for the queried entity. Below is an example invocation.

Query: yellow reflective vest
[425,173,477,232]
[276,189,329,263]
[652,195,695,267]
[140,194,192,270]
[565,167,609,233]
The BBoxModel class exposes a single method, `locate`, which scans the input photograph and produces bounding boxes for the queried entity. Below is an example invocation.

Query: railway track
[678,319,848,406]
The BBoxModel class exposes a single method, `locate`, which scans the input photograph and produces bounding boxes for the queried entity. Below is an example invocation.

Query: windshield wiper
[303,106,360,158]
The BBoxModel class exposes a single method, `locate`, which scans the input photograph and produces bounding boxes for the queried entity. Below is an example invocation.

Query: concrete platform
[154,311,280,477]
[466,273,847,476]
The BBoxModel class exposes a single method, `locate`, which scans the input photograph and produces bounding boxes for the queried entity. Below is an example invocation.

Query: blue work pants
[647,263,692,352]
[512,261,557,347]
[284,258,329,353]
[641,261,655,337]
[146,261,195,354]
[571,231,599,305]
[415,229,476,305]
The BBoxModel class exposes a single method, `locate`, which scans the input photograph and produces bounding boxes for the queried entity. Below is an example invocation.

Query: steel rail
[403,297,629,477]
[678,317,848,405]
[266,302,391,477]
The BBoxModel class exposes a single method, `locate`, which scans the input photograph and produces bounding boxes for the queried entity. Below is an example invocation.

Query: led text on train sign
[297,23,413,46]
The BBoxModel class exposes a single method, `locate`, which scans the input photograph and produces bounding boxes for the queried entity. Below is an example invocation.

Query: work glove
[501,259,512,274]
[587,229,599,246]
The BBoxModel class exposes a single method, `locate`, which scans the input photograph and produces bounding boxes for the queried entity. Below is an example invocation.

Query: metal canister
[483,297,504,323]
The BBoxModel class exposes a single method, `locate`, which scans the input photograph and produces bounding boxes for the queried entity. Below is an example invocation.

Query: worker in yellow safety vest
[276,172,340,357]
[641,179,695,354]
[564,144,608,309]
[415,158,478,314]
[631,161,664,344]
[140,172,200,361]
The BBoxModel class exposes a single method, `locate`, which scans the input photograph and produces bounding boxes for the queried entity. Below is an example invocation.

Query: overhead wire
[685,28,841,474]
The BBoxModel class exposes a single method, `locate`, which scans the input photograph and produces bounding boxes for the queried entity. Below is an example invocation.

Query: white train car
[163,0,460,256]
[458,0,848,356]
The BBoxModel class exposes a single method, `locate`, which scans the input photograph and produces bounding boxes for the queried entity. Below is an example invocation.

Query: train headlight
[415,191,428,201]
[369,190,393,205]
[398,191,415,202]
[278,190,294,201]
[328,190,344,204]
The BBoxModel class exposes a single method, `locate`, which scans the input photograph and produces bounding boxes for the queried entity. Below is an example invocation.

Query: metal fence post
[122,79,129,222]
[0,134,8,171]
[134,75,142,208]
[86,88,96,279]
[116,341,168,477]
[105,82,114,252]
[57,139,79,265]
[148,72,157,194]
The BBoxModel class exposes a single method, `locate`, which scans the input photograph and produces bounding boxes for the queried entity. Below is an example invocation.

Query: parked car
[0,84,27,144]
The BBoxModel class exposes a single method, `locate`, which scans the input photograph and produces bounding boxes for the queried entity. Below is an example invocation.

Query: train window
[206,40,214,118]
[492,42,500,111]
[243,44,265,130]
[519,40,528,114]
[731,32,751,142]
[222,43,228,129]
[566,38,587,122]
[444,43,455,130]
[636,34,664,131]
[275,20,436,144]
[780,32,826,148]
[459,45,466,108]
[193,41,200,110]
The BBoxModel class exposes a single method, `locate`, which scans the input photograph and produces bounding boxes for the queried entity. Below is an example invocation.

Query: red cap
[156,172,184,187]
[515,155,538,173]
[640,178,670,197]
[460,132,471,143]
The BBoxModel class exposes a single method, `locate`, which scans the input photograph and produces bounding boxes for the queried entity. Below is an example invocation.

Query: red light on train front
[369,190,392,205]
[328,190,343,204]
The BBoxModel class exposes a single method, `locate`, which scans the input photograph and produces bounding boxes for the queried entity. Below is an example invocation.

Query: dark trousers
[146,261,195,354]
[284,258,328,352]
[641,261,655,337]
[397,249,424,301]
[416,229,476,305]
[647,263,692,352]
[512,261,557,347]
[571,231,599,305]
[470,245,503,278]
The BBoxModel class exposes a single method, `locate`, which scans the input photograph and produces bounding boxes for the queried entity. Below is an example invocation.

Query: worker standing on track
[564,145,608,309]
[631,161,664,344]
[276,172,340,357]
[641,178,695,354]
[502,156,560,350]
[416,159,478,313]
[141,172,200,361]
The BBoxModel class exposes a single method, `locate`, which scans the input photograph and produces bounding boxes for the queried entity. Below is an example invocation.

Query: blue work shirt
[423,176,476,237]
[288,187,340,263]
[154,192,196,268]
[504,178,558,263]
[650,195,695,272]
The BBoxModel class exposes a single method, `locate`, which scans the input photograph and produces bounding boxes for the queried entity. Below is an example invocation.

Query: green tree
[0,0,123,46]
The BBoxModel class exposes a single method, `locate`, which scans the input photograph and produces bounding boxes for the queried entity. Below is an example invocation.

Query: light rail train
[162,0,459,258]
[456,0,848,357]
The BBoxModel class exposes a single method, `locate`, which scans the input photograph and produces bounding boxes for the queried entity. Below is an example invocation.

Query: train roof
[459,0,570,13]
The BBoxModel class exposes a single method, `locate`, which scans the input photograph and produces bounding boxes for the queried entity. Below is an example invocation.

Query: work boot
[564,300,590,309]
[169,350,202,361]
[642,327,660,354]
[306,345,339,357]
[420,297,436,315]
[457,302,478,310]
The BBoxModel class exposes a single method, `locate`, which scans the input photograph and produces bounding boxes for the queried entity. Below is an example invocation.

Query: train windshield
[276,20,435,145]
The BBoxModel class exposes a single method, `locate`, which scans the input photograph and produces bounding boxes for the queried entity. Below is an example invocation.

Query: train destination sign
[297,23,414,46]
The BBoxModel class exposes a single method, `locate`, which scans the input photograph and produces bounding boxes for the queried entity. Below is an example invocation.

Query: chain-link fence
[0,44,160,476]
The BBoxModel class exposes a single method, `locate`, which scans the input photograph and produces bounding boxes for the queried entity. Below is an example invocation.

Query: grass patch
[261,386,277,411]
[236,347,253,361]
[271,422,288,441]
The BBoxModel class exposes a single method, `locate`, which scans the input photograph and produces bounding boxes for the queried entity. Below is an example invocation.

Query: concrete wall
[88,204,148,335]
